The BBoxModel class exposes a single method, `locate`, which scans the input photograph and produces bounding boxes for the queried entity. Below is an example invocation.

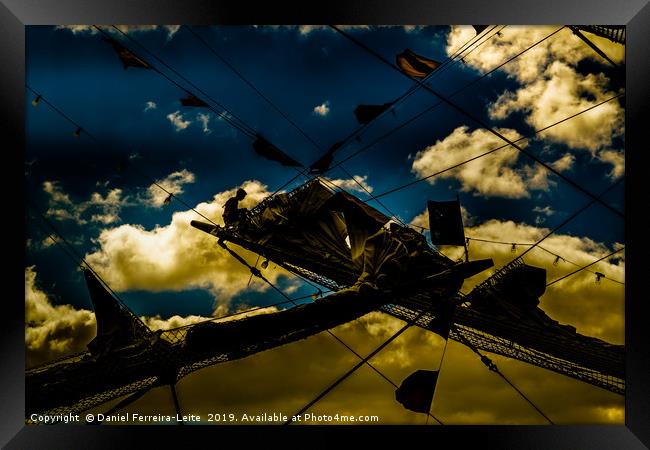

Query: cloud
[313,101,330,117]
[87,189,127,224]
[551,153,575,172]
[441,218,624,344]
[411,126,550,198]
[142,303,284,331]
[145,169,196,208]
[410,205,623,343]
[533,206,554,216]
[140,314,210,331]
[29,218,623,423]
[446,26,623,84]
[197,112,211,134]
[24,265,284,368]
[326,175,373,194]
[598,150,625,180]
[31,303,623,424]
[43,180,72,205]
[487,61,624,153]
[43,181,128,226]
[144,101,157,112]
[532,206,554,224]
[107,309,622,425]
[55,25,181,40]
[446,26,624,175]
[166,111,191,131]
[84,181,294,308]
[25,266,96,368]
[40,237,56,249]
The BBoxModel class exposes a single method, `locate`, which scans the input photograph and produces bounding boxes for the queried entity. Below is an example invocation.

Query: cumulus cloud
[447,26,624,177]
[197,112,211,134]
[167,111,191,131]
[598,150,625,180]
[144,101,157,112]
[43,181,128,226]
[411,126,550,198]
[84,180,294,308]
[488,61,624,153]
[446,25,624,84]
[145,169,196,208]
[313,101,330,117]
[25,266,96,368]
[140,314,210,331]
[551,153,575,172]
[326,175,373,194]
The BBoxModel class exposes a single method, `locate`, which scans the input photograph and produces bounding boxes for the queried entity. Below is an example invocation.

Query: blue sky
[25,24,624,321]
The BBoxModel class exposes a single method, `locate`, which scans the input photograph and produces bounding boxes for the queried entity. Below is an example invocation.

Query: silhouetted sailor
[223,188,248,226]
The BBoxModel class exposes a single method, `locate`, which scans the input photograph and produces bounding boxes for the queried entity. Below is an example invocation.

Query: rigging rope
[27,26,624,421]
[102,25,259,139]
[453,326,555,424]
[509,179,622,264]
[326,26,566,177]
[184,25,324,152]
[286,168,623,424]
[546,247,624,287]
[330,25,624,220]
[285,302,440,425]
[426,315,454,424]
[464,238,625,285]
[25,85,222,229]
[253,25,507,206]
[215,238,434,420]
[366,93,624,201]
[182,25,419,227]
[318,25,506,162]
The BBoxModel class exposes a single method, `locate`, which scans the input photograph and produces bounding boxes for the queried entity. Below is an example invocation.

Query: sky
[25,24,625,424]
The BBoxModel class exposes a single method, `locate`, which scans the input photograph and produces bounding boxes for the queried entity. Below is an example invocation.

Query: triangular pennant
[396,49,441,79]
[353,102,394,125]
[309,141,342,175]
[180,94,209,107]
[252,135,303,167]
[103,36,153,70]
[395,370,439,413]
[472,25,489,35]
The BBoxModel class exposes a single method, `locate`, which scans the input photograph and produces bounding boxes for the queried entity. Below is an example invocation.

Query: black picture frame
[1,0,648,448]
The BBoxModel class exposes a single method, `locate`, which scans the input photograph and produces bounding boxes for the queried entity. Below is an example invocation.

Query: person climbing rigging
[222,188,248,227]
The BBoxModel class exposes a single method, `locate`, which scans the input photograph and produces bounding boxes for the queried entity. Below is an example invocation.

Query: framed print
[1,0,648,448]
